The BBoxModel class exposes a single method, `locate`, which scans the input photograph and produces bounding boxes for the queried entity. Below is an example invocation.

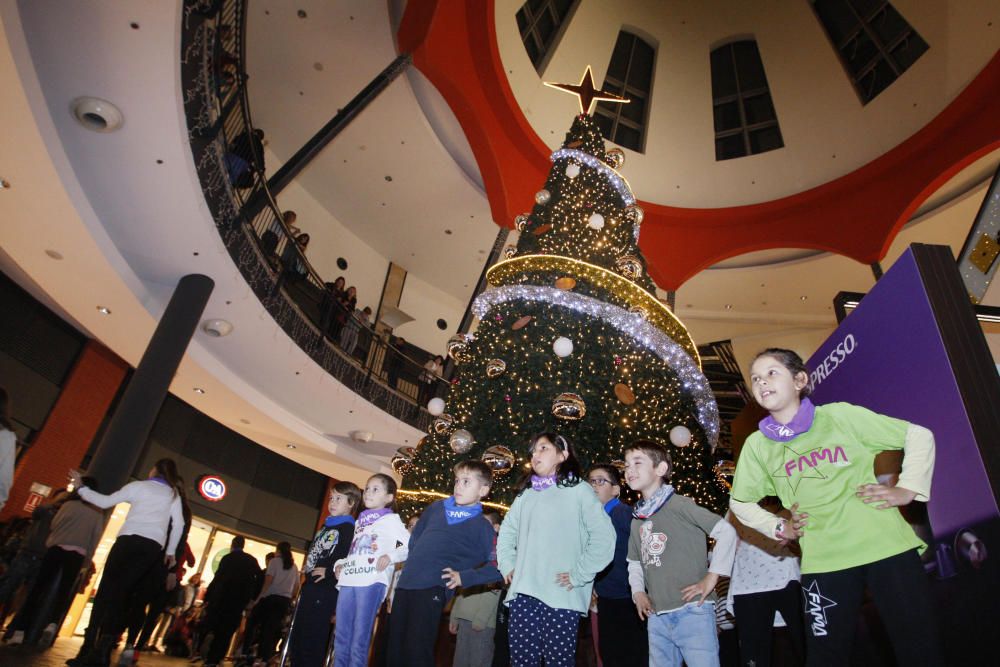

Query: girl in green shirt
[730,348,942,666]
[496,432,615,667]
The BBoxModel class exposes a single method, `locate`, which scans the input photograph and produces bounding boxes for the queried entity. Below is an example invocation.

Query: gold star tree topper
[544,65,629,115]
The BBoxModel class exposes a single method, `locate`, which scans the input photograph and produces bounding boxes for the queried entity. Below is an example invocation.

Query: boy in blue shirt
[588,464,648,667]
[386,460,502,667]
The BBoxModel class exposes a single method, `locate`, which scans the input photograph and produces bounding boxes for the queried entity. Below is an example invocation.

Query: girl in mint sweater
[496,432,615,667]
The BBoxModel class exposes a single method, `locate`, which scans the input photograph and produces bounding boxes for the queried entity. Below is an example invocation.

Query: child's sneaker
[6,630,24,646]
[40,623,58,647]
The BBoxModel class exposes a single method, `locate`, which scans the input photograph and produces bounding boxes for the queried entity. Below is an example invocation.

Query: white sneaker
[40,623,57,645]
[6,630,24,645]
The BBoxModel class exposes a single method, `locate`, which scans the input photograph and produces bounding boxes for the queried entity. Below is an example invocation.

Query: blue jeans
[647,602,719,667]
[333,583,386,667]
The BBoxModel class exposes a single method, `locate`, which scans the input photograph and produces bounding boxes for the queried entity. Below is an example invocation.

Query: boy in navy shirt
[386,460,502,667]
[588,464,649,667]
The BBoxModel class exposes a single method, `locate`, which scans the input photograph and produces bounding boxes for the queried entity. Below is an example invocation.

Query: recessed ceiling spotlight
[800,295,808,300]
[193,387,206,394]
[286,443,297,449]
[71,97,124,132]
[297,9,307,18]
[96,306,111,315]
[202,318,234,337]
[45,249,64,260]
[313,62,324,71]
[239,418,250,424]
[0,178,10,189]
[724,304,733,310]
[444,229,452,235]
[384,175,392,182]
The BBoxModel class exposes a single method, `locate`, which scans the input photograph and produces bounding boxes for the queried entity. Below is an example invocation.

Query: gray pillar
[87,274,214,490]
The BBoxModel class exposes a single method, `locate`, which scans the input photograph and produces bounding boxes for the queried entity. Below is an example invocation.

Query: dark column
[86,274,214,490]
[870,261,884,281]
[266,54,412,197]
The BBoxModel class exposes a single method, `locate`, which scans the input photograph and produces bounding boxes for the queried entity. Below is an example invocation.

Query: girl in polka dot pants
[496,433,616,667]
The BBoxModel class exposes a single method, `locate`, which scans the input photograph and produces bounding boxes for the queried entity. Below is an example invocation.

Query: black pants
[136,566,172,648]
[10,546,84,637]
[247,594,290,660]
[201,601,245,665]
[84,534,162,649]
[125,558,168,645]
[386,586,447,667]
[732,581,805,667]
[290,582,338,667]
[801,549,942,666]
[595,595,648,667]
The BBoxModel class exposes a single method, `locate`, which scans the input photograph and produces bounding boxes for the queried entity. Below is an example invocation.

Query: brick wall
[1,340,128,520]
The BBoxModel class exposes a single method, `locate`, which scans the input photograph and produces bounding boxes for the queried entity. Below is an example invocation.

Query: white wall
[264,146,389,311]
[394,272,466,356]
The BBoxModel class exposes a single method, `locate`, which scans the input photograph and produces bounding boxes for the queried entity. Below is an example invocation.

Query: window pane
[710,46,737,98]
[554,0,574,15]
[527,0,547,13]
[614,124,641,151]
[516,8,529,33]
[860,57,895,102]
[607,33,633,81]
[714,101,741,132]
[742,93,776,125]
[870,5,908,45]
[524,37,540,66]
[749,126,784,154]
[534,11,556,47]
[814,0,860,44]
[850,0,886,21]
[733,41,767,91]
[621,95,645,124]
[841,30,879,77]
[716,134,746,160]
[889,32,927,71]
[628,40,655,90]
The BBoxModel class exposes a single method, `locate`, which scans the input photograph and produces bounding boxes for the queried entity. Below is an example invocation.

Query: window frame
[710,39,784,161]
[594,29,656,154]
[516,0,580,75]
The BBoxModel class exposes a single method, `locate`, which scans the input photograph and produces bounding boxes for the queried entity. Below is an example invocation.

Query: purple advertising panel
[807,249,998,539]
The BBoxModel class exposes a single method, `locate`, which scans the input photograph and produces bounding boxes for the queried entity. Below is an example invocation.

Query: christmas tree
[398,70,727,513]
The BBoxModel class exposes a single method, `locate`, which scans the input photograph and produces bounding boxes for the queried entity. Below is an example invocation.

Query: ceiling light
[96,306,111,315]
[45,249,63,260]
[193,387,205,394]
[800,295,808,301]
[201,318,234,337]
[71,97,124,132]
[0,179,10,189]
[286,443,297,449]
[239,418,250,424]
[724,304,733,310]
[350,430,373,443]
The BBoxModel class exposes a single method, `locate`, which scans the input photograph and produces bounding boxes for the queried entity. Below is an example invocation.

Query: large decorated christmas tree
[398,70,727,513]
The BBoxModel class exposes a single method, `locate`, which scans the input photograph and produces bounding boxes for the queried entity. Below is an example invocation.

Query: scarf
[603,497,621,515]
[531,474,557,492]
[633,484,675,519]
[356,507,391,531]
[443,496,483,525]
[324,514,355,528]
[759,397,816,442]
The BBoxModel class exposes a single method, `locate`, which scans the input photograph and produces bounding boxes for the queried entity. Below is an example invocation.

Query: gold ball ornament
[415,436,430,451]
[629,305,649,319]
[615,254,643,281]
[449,429,475,454]
[605,148,625,169]
[624,205,644,225]
[514,214,530,232]
[482,445,515,477]
[391,452,414,476]
[503,245,517,259]
[447,333,473,363]
[431,413,455,435]
[552,392,587,421]
[485,358,507,378]
[535,189,551,205]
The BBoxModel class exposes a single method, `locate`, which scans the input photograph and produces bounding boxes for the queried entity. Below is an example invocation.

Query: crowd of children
[0,344,939,667]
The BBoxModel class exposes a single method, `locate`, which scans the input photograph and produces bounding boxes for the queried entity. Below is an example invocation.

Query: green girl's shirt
[731,402,925,574]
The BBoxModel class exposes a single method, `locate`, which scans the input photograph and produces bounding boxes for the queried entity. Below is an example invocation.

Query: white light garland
[472,284,720,445]
[550,149,636,206]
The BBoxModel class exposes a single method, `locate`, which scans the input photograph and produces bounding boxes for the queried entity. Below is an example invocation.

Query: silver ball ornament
[449,429,475,454]
[535,189,551,205]
[482,445,515,477]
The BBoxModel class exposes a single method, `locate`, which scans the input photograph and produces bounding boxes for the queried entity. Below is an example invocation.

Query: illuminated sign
[198,475,227,502]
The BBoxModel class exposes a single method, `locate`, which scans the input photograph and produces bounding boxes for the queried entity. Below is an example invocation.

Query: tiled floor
[0,637,190,666]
